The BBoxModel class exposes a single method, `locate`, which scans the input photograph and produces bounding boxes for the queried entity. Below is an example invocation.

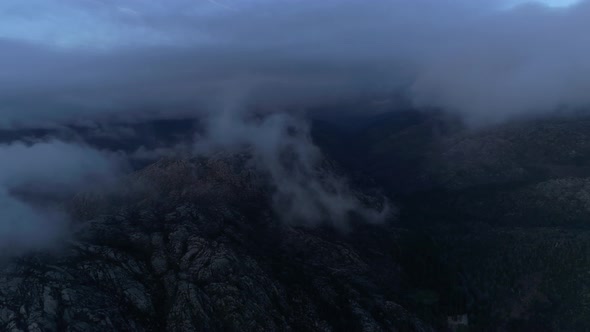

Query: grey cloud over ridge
[2,0,590,126]
[0,140,121,188]
[195,111,391,226]
[0,140,123,253]
[0,188,65,253]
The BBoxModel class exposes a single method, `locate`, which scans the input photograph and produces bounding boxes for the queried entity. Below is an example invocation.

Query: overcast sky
[0,0,589,127]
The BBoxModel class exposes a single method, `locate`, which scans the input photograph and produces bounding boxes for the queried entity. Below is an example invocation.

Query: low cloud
[0,140,123,253]
[1,0,589,229]
[195,110,390,226]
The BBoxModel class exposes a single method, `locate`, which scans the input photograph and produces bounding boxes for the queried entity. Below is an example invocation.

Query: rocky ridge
[0,154,431,331]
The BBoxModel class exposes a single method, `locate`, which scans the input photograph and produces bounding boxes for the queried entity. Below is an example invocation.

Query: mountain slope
[317,111,590,330]
[0,156,434,332]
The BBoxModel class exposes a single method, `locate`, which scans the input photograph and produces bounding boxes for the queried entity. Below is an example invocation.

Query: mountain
[4,110,590,331]
[316,111,590,330]
[0,155,437,331]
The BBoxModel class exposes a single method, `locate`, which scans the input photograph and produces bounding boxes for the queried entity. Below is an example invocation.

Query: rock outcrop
[0,155,431,331]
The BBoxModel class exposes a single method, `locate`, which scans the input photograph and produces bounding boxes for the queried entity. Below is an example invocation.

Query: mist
[0,141,123,253]
[195,110,390,226]
[1,0,590,233]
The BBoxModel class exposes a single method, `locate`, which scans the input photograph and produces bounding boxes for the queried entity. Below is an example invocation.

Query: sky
[508,0,581,7]
[0,0,589,126]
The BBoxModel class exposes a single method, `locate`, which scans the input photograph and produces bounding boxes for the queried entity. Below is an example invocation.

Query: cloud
[408,0,590,124]
[0,140,121,188]
[1,0,589,127]
[195,110,390,226]
[0,188,65,253]
[0,140,123,253]
[1,0,589,228]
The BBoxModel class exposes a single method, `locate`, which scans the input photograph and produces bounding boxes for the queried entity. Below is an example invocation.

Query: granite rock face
[0,156,430,332]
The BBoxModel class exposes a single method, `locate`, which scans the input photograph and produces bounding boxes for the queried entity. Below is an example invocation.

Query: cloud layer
[1,0,590,236]
[1,0,589,126]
